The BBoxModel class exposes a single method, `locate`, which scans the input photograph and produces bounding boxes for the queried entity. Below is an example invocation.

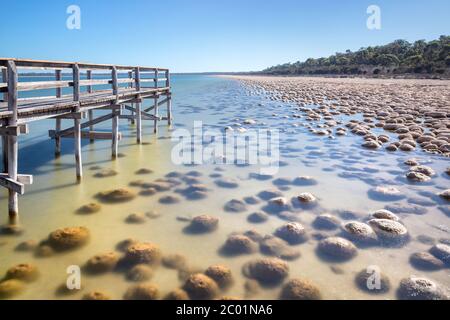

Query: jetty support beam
[135,67,142,143]
[6,60,19,217]
[73,64,82,181]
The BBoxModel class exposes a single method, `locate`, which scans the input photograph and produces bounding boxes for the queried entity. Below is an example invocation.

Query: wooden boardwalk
[0,58,172,219]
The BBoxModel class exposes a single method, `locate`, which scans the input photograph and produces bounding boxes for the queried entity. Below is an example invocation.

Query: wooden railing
[0,58,170,103]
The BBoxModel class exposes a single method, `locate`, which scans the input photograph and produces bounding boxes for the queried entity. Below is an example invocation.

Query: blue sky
[0,0,449,72]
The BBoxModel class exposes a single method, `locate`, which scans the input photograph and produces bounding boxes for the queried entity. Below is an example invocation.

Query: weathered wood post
[87,70,94,143]
[153,69,159,134]
[128,71,135,125]
[134,67,142,143]
[6,60,19,217]
[55,69,62,156]
[165,70,172,126]
[111,66,119,158]
[73,64,82,181]
[2,68,8,172]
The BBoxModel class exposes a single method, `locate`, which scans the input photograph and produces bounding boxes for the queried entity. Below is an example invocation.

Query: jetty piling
[0,58,172,218]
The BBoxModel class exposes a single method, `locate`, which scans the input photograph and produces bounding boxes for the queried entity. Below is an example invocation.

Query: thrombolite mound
[438,189,450,201]
[368,219,409,243]
[82,291,111,300]
[368,186,405,201]
[164,289,189,300]
[397,276,449,300]
[429,243,450,265]
[224,199,247,213]
[96,188,136,203]
[126,264,154,282]
[259,235,301,261]
[410,165,436,177]
[159,195,181,204]
[242,258,289,285]
[4,263,39,282]
[47,226,90,251]
[116,238,139,252]
[162,254,188,270]
[76,203,101,214]
[279,278,322,300]
[342,221,377,244]
[221,234,257,255]
[292,176,318,186]
[274,222,308,245]
[317,237,358,261]
[93,169,118,178]
[293,193,317,206]
[187,215,219,233]
[257,189,283,201]
[215,178,239,189]
[369,209,400,221]
[204,265,233,289]
[406,171,431,183]
[15,240,38,252]
[135,168,153,175]
[125,213,146,224]
[84,252,120,274]
[123,283,160,300]
[0,279,25,299]
[312,214,341,230]
[123,242,162,266]
[247,211,269,224]
[34,245,55,258]
[355,268,391,294]
[263,197,292,213]
[182,274,219,300]
[409,252,445,271]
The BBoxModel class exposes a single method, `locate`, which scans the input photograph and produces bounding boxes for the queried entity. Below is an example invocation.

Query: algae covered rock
[243,258,289,285]
[96,188,136,203]
[183,273,219,300]
[123,242,162,266]
[123,283,160,300]
[4,263,39,282]
[47,226,90,251]
[280,278,322,300]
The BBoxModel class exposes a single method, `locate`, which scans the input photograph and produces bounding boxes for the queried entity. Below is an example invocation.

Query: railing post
[1,68,8,172]
[128,70,135,125]
[153,69,158,134]
[73,64,82,181]
[6,60,18,217]
[135,67,142,143]
[111,66,119,158]
[55,69,62,156]
[87,70,94,143]
[165,70,172,126]
[1,67,8,103]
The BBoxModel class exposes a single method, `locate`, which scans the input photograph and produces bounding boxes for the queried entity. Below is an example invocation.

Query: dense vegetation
[261,36,450,76]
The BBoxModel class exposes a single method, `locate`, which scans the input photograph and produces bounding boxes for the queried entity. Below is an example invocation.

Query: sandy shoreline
[224,75,450,157]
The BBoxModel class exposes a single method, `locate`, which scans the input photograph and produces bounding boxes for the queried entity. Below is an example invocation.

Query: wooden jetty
[0,58,172,219]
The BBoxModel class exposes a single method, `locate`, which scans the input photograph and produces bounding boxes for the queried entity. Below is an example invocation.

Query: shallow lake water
[0,75,449,300]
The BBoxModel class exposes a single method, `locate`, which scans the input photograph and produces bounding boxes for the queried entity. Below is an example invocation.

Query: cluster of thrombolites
[238,77,449,157]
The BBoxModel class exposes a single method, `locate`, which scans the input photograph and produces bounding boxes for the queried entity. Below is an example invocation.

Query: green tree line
[261,36,450,76]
